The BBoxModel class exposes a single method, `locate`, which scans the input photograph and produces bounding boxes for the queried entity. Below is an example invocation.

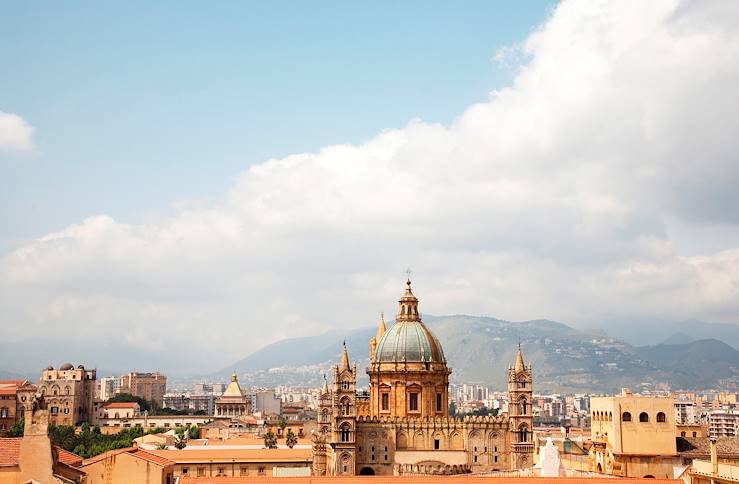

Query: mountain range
[220,315,739,392]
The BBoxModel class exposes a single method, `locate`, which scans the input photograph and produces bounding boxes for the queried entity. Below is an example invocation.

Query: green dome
[374,320,446,363]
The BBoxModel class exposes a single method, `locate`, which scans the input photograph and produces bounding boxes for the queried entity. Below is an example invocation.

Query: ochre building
[313,278,534,476]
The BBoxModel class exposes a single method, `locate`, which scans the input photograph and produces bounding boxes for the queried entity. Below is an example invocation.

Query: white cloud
[2,0,739,373]
[0,111,34,152]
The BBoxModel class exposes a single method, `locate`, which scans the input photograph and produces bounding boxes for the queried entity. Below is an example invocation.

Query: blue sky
[0,1,554,252]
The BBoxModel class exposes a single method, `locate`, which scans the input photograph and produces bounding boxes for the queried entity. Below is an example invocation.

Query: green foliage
[146,427,167,435]
[448,401,457,418]
[7,418,24,437]
[106,393,154,413]
[156,407,188,415]
[278,418,287,430]
[48,423,144,459]
[285,429,297,448]
[155,443,168,450]
[188,424,199,440]
[263,430,277,449]
[194,409,206,415]
[459,406,499,417]
[174,433,187,450]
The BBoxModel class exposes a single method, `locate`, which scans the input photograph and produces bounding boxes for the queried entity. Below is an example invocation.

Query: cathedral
[312,278,534,476]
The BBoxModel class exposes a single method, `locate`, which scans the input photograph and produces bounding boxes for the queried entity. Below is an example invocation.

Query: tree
[263,430,277,449]
[279,418,287,432]
[188,424,199,440]
[174,432,187,450]
[7,418,24,437]
[155,443,168,450]
[285,429,297,449]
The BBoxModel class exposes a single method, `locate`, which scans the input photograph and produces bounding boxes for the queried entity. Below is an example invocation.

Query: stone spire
[376,312,386,341]
[515,343,525,373]
[397,275,421,322]
[321,374,329,395]
[341,341,350,371]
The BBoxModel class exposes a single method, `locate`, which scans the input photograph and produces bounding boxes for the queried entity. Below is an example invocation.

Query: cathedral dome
[59,362,73,370]
[373,278,446,363]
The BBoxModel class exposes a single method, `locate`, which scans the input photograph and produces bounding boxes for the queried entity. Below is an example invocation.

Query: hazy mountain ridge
[221,315,739,392]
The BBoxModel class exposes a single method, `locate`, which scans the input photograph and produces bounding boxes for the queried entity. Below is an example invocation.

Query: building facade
[215,373,251,417]
[120,372,167,406]
[589,388,679,478]
[0,380,29,434]
[708,409,739,439]
[38,363,96,426]
[312,278,534,476]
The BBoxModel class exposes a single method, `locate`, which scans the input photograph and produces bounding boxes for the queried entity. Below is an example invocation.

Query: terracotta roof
[0,438,21,467]
[54,446,83,467]
[129,449,174,466]
[103,402,140,408]
[176,478,680,484]
[677,436,739,458]
[81,447,136,466]
[147,448,312,463]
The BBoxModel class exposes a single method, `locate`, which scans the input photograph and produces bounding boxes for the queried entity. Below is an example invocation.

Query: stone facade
[313,278,534,476]
[215,372,251,417]
[38,363,96,426]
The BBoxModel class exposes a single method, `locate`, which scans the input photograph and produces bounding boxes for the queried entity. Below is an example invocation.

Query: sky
[2,0,739,375]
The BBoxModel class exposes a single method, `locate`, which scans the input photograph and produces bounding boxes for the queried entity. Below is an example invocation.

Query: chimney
[710,438,718,475]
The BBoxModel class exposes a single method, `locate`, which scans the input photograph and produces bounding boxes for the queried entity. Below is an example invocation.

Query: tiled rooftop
[0,438,21,467]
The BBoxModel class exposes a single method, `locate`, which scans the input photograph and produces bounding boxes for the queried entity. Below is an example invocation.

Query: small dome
[77,364,85,369]
[45,365,54,371]
[59,362,73,370]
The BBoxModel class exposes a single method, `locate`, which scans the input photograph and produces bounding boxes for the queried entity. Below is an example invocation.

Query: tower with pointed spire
[215,371,251,417]
[508,344,534,468]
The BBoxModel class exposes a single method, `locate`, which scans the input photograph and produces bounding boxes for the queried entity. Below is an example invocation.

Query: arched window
[0,408,7,418]
[340,397,351,416]
[622,412,632,422]
[519,398,526,415]
[340,423,350,442]
[656,412,666,423]
[401,306,406,315]
[321,408,329,423]
[518,425,529,443]
[639,412,649,422]
[65,386,71,395]
[680,431,686,437]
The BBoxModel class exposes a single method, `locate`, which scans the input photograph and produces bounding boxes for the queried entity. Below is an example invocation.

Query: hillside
[220,315,739,392]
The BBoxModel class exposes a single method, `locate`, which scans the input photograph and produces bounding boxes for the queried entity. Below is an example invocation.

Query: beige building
[146,448,312,479]
[590,388,679,478]
[215,373,251,417]
[120,372,167,405]
[81,448,174,484]
[39,363,97,426]
[313,278,534,476]
[102,401,141,419]
[709,409,739,438]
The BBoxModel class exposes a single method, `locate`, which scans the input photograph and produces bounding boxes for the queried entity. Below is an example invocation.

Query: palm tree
[155,443,168,450]
[174,431,187,450]
[263,430,278,449]
[285,429,298,449]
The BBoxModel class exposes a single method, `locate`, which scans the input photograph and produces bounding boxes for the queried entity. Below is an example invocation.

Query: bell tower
[508,344,534,468]
[330,342,357,476]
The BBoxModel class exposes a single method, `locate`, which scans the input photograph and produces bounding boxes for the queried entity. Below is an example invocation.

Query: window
[51,406,59,415]
[217,467,225,476]
[494,455,498,463]
[434,439,440,450]
[622,412,632,422]
[340,424,350,442]
[656,412,666,423]
[258,467,265,475]
[0,408,7,418]
[409,393,418,412]
[197,467,205,477]
[182,468,188,475]
[436,393,442,412]
[341,381,350,390]
[680,431,686,437]
[381,393,389,411]
[639,412,649,422]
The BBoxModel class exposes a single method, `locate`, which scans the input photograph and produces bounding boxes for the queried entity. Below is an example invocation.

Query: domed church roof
[59,362,73,370]
[373,278,446,363]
